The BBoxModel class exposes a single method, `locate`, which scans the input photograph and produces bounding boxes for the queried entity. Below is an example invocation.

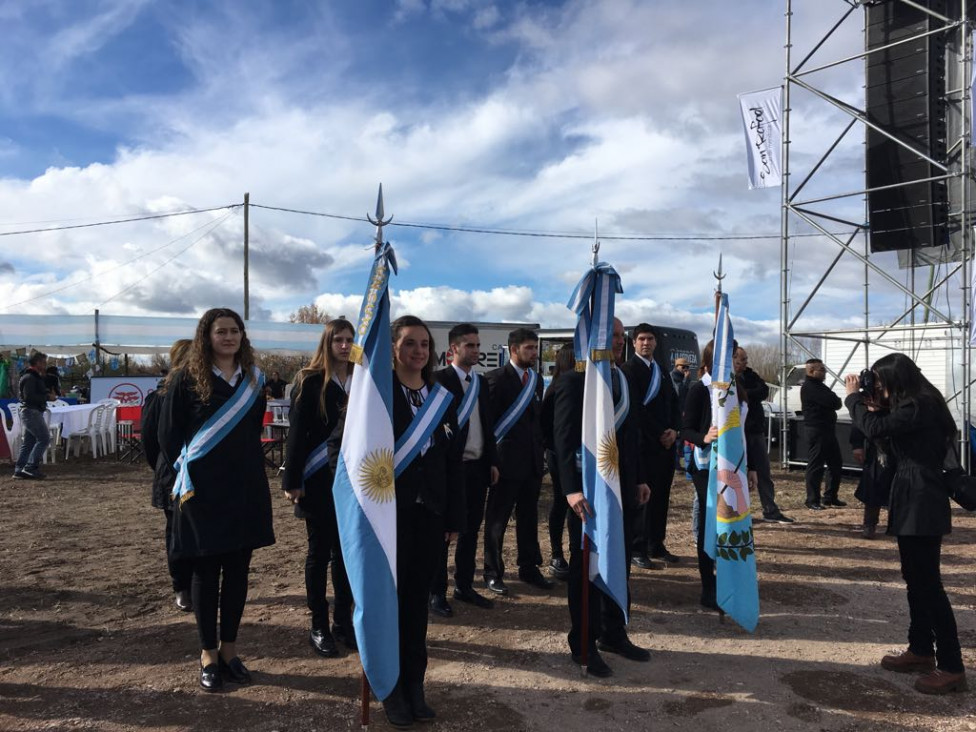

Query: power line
[0,204,240,237]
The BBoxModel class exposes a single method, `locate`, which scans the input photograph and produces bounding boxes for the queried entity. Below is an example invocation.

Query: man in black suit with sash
[621,323,681,568]
[482,327,553,595]
[429,324,500,615]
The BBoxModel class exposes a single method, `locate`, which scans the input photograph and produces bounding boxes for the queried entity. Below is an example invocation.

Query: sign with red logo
[91,376,160,406]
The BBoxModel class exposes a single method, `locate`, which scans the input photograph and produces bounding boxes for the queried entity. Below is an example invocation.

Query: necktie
[521,370,529,387]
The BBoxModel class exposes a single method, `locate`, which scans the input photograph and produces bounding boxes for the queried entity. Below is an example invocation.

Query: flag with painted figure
[704,292,760,632]
[332,241,400,701]
[566,262,628,619]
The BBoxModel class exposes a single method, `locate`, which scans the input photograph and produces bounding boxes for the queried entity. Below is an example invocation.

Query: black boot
[406,680,436,722]
[382,682,414,729]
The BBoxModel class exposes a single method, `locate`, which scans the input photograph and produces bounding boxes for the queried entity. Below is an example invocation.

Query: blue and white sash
[693,373,713,471]
[614,368,630,432]
[643,361,662,405]
[394,383,453,478]
[455,372,479,430]
[494,369,538,442]
[172,365,264,504]
[303,441,330,484]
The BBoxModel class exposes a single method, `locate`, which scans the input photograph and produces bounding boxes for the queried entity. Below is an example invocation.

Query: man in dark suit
[429,324,500,616]
[482,328,553,595]
[621,323,681,568]
[552,317,651,676]
[800,358,845,510]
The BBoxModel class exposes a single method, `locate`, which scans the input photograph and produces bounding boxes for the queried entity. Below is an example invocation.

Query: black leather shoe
[805,502,825,511]
[700,594,724,615]
[597,635,651,662]
[428,593,453,618]
[406,682,436,722]
[332,623,358,651]
[571,649,613,677]
[382,684,414,729]
[218,655,252,685]
[309,628,339,658]
[174,590,193,612]
[630,553,660,570]
[548,557,570,580]
[519,568,555,589]
[822,498,847,507]
[485,578,509,596]
[453,587,494,609]
[199,662,223,692]
[651,548,680,563]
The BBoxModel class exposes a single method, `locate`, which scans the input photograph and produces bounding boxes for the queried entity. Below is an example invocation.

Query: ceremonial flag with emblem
[567,262,628,618]
[704,293,760,632]
[332,242,400,700]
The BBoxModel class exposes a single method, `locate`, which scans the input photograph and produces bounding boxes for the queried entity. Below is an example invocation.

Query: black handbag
[943,445,976,511]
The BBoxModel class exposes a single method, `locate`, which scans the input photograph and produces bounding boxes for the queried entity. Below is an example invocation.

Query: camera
[858,369,876,395]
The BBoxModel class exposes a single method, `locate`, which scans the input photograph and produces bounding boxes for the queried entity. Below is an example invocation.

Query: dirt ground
[1,457,974,732]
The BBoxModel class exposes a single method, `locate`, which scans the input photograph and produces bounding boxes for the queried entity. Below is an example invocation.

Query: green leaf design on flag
[729,531,740,546]
[718,532,728,545]
[728,548,739,560]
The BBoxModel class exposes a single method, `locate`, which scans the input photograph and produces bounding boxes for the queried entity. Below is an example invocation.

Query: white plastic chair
[65,405,105,459]
[41,411,60,465]
[99,405,118,455]
[2,407,22,463]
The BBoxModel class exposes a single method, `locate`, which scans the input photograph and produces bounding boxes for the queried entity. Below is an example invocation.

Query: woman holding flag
[283,318,356,658]
[158,307,275,693]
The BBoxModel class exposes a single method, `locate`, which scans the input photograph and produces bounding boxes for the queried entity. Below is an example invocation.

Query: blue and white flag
[332,242,400,701]
[704,293,759,632]
[566,262,628,619]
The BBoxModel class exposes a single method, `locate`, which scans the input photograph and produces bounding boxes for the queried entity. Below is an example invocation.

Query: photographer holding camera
[844,353,966,695]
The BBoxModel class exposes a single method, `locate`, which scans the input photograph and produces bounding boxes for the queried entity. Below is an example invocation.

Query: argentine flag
[567,262,628,619]
[332,242,400,700]
[704,293,760,632]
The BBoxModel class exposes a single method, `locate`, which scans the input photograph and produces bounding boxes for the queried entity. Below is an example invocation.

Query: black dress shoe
[453,587,494,609]
[805,502,825,511]
[651,547,680,563]
[822,498,847,507]
[630,553,660,570]
[382,684,414,729]
[332,623,358,651]
[174,590,193,612]
[700,594,724,615]
[518,568,555,590]
[485,578,509,596]
[597,635,651,662]
[309,628,339,658]
[429,593,453,618]
[548,557,570,580]
[571,649,613,677]
[218,656,252,685]
[199,662,223,692]
[406,682,436,722]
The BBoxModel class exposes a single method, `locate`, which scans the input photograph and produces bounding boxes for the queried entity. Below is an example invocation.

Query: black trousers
[433,459,490,595]
[398,503,444,687]
[804,425,842,503]
[546,449,569,559]
[633,450,675,555]
[566,506,633,654]
[691,471,716,602]
[304,512,353,631]
[746,431,780,515]
[164,507,193,593]
[483,473,543,580]
[897,535,963,673]
[191,549,253,650]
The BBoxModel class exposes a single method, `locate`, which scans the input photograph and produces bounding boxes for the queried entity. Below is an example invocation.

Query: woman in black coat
[283,318,356,657]
[158,308,275,693]
[845,353,965,695]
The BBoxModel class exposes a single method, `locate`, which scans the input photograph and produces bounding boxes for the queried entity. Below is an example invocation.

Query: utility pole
[243,192,250,320]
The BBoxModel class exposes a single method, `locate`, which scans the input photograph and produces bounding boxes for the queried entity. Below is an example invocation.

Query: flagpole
[712,255,727,625]
[361,672,370,730]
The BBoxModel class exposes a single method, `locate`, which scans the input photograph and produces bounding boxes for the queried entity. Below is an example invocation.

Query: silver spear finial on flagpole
[366,183,393,252]
[591,219,600,267]
[713,253,725,294]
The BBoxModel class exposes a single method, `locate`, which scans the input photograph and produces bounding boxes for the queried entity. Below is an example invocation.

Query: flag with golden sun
[332,241,400,701]
[567,261,629,619]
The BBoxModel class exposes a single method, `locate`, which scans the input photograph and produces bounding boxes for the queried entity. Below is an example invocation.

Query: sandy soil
[1,457,974,732]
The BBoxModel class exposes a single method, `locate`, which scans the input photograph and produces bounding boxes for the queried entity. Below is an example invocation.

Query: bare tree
[740,343,781,384]
[289,303,331,325]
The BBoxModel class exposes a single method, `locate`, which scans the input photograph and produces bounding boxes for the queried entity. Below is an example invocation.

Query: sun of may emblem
[598,430,619,480]
[358,448,395,503]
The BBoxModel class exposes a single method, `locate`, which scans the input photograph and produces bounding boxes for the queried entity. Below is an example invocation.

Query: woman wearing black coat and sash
[158,308,275,693]
[283,318,356,657]
[844,353,966,695]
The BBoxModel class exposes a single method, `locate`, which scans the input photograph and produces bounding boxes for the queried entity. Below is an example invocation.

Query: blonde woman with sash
[158,308,275,693]
[283,318,356,657]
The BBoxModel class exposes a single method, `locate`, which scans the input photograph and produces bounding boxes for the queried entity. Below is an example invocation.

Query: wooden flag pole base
[580,532,591,676]
[361,671,370,730]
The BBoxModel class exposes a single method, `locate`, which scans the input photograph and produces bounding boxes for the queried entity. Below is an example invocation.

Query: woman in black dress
[845,353,966,694]
[158,308,275,692]
[283,318,356,657]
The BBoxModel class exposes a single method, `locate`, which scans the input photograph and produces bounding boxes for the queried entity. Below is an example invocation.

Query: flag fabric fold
[567,262,628,620]
[332,242,400,701]
[704,293,760,632]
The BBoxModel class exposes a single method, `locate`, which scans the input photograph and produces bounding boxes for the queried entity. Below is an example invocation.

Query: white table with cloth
[48,403,101,438]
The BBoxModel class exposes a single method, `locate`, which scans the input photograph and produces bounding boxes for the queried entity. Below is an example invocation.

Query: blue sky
[0,0,918,345]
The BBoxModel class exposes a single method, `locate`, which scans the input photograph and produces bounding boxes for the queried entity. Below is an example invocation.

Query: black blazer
[621,355,680,466]
[433,366,498,483]
[485,362,545,479]
[680,380,712,475]
[283,372,347,519]
[141,388,177,510]
[550,370,642,511]
[800,377,841,429]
